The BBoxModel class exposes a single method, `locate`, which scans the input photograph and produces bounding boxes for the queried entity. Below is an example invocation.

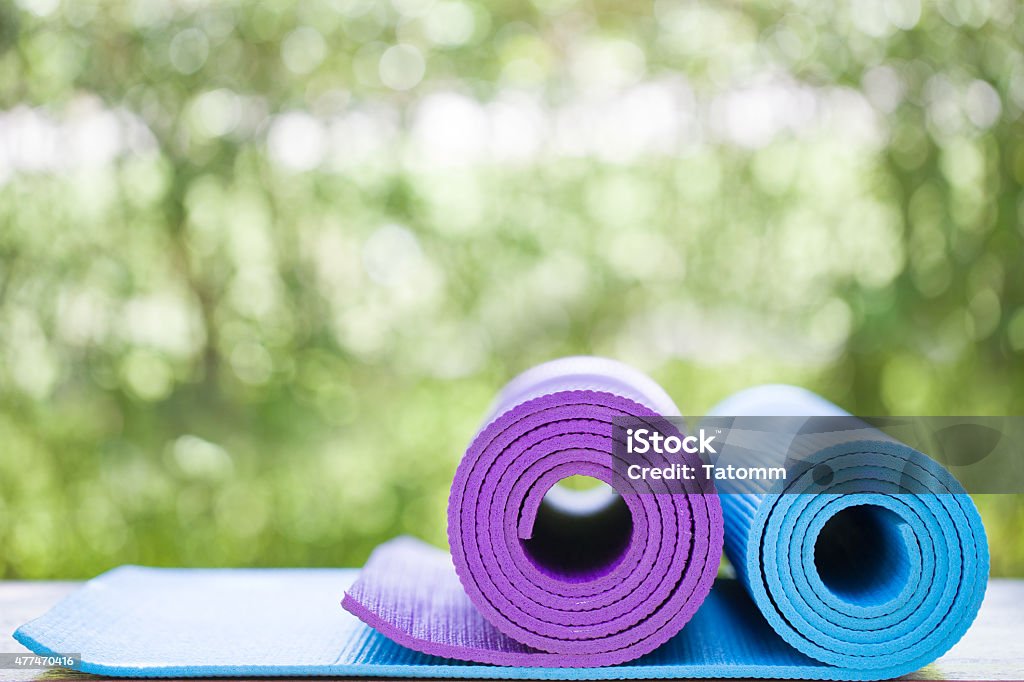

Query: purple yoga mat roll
[343,357,725,667]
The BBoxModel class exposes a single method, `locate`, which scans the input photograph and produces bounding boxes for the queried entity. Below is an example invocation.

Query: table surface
[0,579,1020,682]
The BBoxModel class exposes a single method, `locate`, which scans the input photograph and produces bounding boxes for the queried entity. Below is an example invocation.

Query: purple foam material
[343,357,725,667]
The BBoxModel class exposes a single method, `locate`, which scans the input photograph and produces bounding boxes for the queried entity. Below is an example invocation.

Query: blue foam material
[17,566,880,680]
[705,385,989,679]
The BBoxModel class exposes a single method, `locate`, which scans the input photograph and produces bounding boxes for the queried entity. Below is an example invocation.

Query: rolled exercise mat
[342,356,725,667]
[704,385,989,680]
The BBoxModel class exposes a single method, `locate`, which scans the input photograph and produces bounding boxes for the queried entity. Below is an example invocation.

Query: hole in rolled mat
[813,503,912,606]
[521,476,634,582]
[556,474,608,491]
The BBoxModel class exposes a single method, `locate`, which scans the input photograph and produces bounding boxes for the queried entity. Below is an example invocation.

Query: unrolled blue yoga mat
[12,562,850,679]
[14,379,989,680]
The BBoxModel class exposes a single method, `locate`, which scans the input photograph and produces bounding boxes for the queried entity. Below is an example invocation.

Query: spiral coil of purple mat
[343,357,725,667]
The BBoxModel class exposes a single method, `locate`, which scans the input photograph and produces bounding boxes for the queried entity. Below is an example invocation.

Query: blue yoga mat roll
[706,385,989,680]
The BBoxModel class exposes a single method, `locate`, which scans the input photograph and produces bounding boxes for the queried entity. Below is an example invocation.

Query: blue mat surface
[17,566,873,680]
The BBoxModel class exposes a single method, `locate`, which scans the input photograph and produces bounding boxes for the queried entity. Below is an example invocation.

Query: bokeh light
[0,0,1022,578]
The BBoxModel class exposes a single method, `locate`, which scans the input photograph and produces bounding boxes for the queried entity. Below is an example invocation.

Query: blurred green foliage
[0,0,1022,579]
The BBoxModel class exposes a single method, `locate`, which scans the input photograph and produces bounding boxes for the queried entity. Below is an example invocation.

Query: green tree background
[0,0,1022,578]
